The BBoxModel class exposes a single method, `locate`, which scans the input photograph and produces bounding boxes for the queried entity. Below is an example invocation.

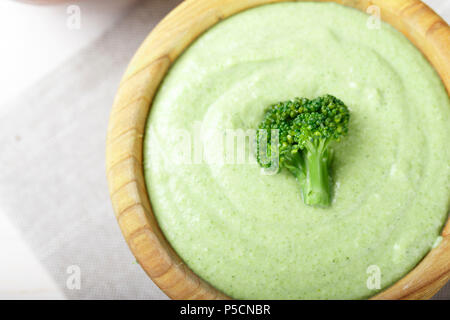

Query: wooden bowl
[106,0,450,300]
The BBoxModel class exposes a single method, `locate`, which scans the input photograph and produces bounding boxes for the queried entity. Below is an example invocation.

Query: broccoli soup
[143,2,450,299]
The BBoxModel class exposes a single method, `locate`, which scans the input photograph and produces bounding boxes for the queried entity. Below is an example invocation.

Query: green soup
[143,2,450,299]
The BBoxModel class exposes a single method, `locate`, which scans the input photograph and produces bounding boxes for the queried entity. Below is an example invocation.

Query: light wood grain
[106,0,450,300]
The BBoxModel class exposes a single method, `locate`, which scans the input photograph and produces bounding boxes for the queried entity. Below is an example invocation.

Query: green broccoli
[256,94,350,207]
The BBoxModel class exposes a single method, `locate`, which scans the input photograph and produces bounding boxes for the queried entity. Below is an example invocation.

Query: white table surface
[0,0,137,300]
[0,0,448,299]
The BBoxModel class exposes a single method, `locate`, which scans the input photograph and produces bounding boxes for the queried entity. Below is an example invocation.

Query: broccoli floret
[257,94,350,207]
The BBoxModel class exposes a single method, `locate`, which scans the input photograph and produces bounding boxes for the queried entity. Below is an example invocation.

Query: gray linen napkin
[0,0,448,299]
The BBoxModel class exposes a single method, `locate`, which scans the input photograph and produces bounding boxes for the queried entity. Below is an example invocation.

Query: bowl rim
[106,0,450,300]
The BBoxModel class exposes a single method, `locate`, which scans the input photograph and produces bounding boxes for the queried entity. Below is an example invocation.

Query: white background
[0,0,448,299]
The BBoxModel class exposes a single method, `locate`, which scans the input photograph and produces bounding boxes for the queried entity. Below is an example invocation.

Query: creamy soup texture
[144,2,450,299]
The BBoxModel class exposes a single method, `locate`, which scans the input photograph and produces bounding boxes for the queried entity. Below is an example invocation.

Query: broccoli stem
[283,146,331,207]
[302,148,331,207]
